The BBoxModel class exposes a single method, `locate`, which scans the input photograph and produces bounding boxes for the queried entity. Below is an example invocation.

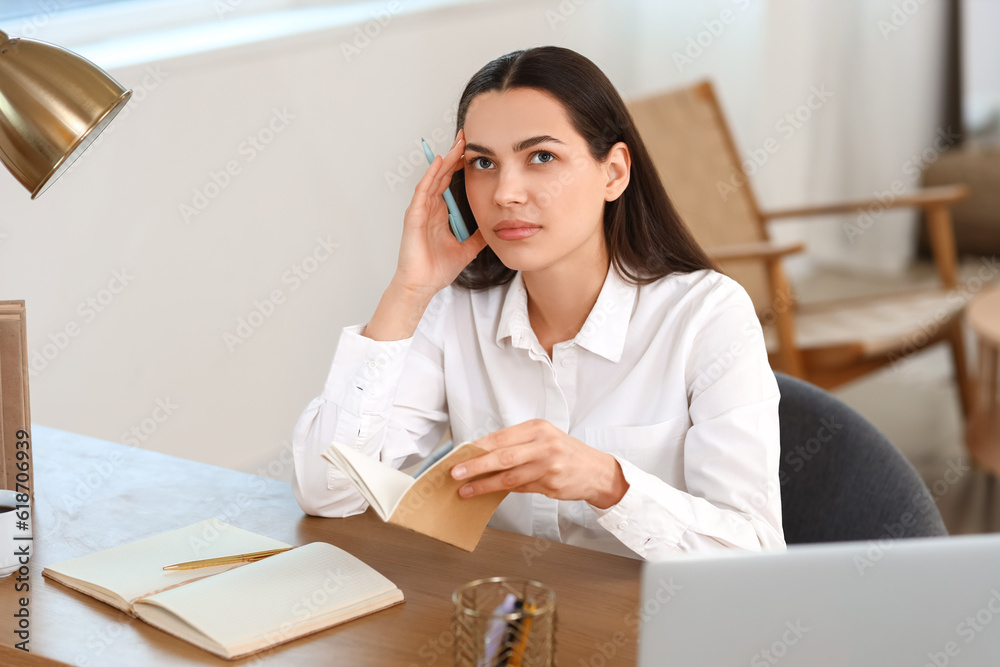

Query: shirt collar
[495,265,638,363]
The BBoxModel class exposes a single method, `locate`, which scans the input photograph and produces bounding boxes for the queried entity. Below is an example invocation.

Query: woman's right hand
[393,129,487,297]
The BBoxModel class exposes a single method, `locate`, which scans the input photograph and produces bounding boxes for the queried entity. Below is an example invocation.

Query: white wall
[0,0,950,480]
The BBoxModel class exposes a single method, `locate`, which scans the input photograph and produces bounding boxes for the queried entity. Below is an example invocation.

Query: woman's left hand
[450,419,629,509]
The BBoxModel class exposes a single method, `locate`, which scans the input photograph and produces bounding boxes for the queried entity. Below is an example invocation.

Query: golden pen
[162,547,294,571]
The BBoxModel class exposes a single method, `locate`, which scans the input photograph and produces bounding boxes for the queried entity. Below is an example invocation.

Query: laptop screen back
[639,534,1000,666]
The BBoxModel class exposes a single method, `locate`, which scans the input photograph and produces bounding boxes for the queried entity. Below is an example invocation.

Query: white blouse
[291,267,785,560]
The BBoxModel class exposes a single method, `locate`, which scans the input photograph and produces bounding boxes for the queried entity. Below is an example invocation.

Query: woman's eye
[469,156,494,170]
[530,151,555,164]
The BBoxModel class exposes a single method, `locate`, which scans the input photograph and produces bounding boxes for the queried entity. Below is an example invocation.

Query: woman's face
[461,87,628,275]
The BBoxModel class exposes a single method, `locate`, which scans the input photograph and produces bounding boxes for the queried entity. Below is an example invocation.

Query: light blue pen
[421,138,470,241]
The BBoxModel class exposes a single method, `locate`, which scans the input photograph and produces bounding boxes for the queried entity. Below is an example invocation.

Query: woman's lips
[494,226,540,241]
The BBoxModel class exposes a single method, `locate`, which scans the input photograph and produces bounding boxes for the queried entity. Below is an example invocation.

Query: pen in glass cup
[162,547,294,571]
[421,137,470,241]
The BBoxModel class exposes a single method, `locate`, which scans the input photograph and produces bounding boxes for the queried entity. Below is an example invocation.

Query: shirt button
[618,520,629,529]
[366,361,377,369]
[561,358,573,367]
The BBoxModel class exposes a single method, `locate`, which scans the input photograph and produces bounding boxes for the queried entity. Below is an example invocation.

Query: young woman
[291,46,783,559]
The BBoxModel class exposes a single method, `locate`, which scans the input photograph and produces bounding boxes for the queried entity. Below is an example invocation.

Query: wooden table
[968,287,1000,476]
[0,426,640,666]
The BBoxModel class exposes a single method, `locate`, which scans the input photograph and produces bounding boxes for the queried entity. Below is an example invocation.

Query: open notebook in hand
[322,441,509,551]
[42,520,403,660]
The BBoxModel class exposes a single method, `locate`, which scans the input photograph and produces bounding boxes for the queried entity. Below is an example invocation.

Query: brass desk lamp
[0,27,132,495]
[0,28,131,198]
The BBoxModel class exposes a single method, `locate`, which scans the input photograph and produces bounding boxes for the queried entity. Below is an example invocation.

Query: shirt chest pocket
[584,416,689,481]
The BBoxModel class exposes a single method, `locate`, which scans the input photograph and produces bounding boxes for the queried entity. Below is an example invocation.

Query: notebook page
[322,442,413,519]
[43,520,290,607]
[320,445,382,512]
[134,542,402,653]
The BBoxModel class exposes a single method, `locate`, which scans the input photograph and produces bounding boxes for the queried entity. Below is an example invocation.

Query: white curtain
[623,0,950,280]
[755,0,950,278]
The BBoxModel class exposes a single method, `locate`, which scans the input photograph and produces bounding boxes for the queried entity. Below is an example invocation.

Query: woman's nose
[492,167,527,207]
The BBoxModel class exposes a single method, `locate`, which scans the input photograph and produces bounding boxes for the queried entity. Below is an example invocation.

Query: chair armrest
[762,185,970,221]
[706,241,806,376]
[707,241,806,263]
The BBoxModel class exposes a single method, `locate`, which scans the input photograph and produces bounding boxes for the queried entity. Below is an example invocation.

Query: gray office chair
[775,372,948,544]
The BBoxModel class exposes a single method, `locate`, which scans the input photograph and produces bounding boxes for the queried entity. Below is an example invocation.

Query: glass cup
[452,577,556,666]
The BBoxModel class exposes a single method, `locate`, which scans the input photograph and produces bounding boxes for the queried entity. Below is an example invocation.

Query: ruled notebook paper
[42,520,290,611]
[133,541,404,658]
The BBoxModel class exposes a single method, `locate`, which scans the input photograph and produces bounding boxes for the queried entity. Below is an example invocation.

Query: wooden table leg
[968,340,1000,475]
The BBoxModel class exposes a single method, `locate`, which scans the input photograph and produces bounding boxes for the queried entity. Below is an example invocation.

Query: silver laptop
[639,534,1000,666]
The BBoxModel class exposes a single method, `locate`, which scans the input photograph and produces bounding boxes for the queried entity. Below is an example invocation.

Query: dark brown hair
[450,46,716,290]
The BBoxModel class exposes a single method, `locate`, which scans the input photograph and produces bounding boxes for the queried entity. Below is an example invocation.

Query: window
[0,1,141,21]
[2,0,483,68]
[1,0,358,52]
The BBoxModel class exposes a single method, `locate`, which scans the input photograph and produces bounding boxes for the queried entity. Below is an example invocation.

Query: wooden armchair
[627,81,973,416]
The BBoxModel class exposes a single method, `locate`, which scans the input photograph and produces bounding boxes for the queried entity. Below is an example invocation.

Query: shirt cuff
[322,324,414,416]
[590,455,695,558]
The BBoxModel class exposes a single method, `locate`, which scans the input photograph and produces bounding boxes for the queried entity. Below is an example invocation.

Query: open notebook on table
[42,520,403,660]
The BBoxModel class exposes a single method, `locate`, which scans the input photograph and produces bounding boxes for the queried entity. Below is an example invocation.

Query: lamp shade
[0,29,131,199]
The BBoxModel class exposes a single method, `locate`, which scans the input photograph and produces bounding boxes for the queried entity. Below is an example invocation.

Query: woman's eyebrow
[464,135,566,157]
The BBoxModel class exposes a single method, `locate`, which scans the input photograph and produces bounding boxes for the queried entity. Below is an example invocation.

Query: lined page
[43,520,290,607]
[135,542,402,654]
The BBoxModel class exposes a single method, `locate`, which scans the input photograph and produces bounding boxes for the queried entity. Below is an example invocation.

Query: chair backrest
[775,372,947,543]
[627,81,774,316]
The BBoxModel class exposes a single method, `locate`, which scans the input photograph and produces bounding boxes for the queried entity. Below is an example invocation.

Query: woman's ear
[604,141,631,202]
